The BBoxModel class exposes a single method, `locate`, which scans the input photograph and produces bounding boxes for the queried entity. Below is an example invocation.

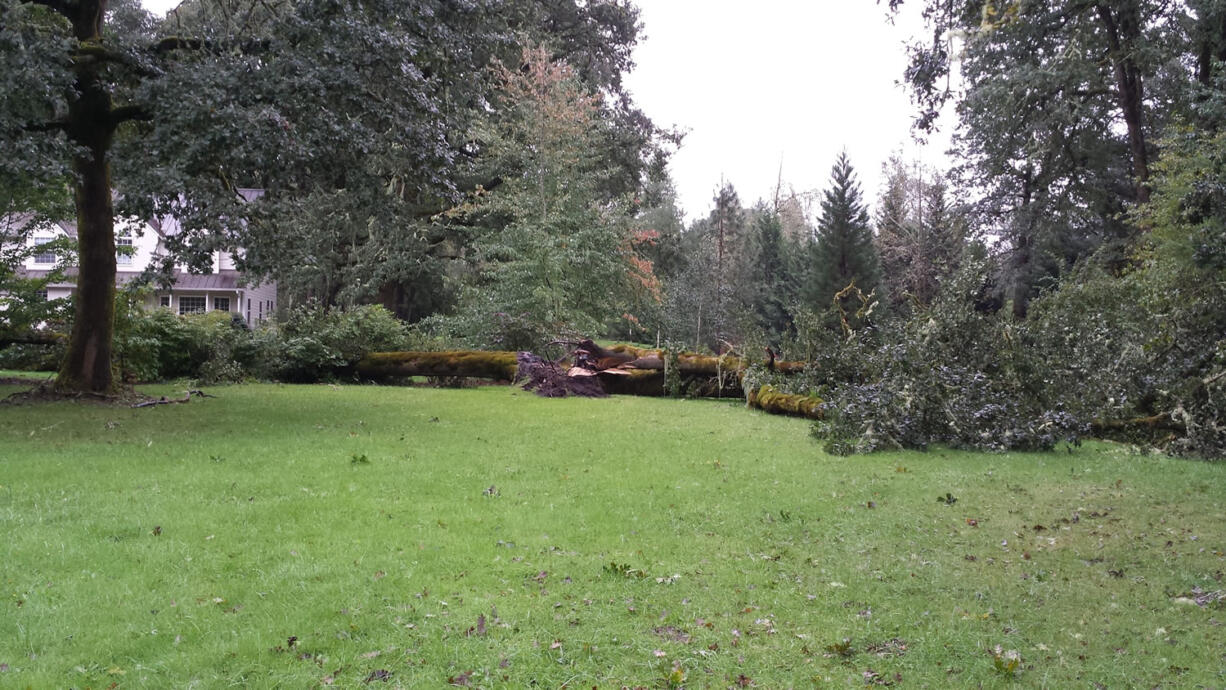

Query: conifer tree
[806,153,880,314]
[748,210,792,337]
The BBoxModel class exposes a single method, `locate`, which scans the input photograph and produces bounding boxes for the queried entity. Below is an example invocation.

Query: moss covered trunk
[746,385,823,420]
[356,351,520,381]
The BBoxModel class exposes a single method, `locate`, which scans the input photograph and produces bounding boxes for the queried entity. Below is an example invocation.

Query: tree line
[2,0,1223,456]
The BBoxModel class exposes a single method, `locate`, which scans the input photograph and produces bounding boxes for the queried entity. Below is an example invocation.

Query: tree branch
[150,35,271,56]
[23,119,69,133]
[25,0,72,18]
[111,104,153,126]
[72,43,159,77]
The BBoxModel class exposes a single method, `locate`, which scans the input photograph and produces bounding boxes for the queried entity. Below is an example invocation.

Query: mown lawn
[0,382,1223,688]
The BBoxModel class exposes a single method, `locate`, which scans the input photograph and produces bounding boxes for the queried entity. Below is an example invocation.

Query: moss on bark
[747,385,823,420]
[357,351,519,381]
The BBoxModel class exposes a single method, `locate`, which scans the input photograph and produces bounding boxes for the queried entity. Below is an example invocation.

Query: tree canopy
[0,0,662,391]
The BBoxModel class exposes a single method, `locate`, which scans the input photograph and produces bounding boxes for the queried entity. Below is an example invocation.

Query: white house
[10,196,276,327]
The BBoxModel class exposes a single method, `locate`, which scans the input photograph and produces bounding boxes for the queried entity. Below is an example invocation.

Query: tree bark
[56,0,118,394]
[357,351,521,381]
[1096,3,1150,203]
[746,384,823,420]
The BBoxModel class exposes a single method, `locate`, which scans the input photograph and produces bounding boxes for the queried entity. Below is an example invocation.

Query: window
[116,234,134,265]
[178,296,206,314]
[160,295,171,308]
[35,289,48,302]
[34,236,55,264]
[213,297,230,312]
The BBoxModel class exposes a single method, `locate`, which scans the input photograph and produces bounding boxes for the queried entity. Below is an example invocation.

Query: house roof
[172,270,242,290]
[18,268,247,292]
[1,213,76,238]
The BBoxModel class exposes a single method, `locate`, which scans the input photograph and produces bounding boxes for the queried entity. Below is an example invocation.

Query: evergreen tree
[748,210,793,337]
[807,153,880,316]
[874,157,966,313]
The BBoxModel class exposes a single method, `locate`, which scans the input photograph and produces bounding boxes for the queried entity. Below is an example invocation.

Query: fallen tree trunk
[597,368,745,398]
[357,351,519,381]
[0,331,64,349]
[746,385,823,420]
[1090,413,1185,436]
[357,346,803,382]
[599,344,806,375]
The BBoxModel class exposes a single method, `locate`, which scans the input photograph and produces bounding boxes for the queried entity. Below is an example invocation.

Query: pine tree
[806,153,880,314]
[748,210,793,337]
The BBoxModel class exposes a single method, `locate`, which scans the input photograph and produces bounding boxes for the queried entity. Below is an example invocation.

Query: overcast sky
[139,0,951,223]
[624,1,952,221]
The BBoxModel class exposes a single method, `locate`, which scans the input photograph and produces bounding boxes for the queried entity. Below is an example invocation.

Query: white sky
[624,1,952,222]
[140,0,952,223]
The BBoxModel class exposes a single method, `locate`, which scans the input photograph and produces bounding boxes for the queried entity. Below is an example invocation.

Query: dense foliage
[0,0,664,392]
[2,0,1222,457]
[109,297,407,384]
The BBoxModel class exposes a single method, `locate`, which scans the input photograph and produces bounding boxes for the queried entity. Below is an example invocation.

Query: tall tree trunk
[1096,3,1150,203]
[57,0,117,394]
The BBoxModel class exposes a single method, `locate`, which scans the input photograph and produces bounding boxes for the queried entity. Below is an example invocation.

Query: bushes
[0,341,65,371]
[114,295,251,383]
[258,303,407,382]
[111,297,408,384]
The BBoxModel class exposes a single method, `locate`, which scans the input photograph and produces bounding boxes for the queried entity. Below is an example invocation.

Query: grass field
[1,380,1224,688]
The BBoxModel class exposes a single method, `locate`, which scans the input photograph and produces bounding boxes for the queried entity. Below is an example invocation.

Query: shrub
[257,303,407,382]
[113,293,251,383]
[0,342,64,371]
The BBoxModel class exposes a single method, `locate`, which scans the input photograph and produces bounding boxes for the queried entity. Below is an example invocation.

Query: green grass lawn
[0,383,1223,688]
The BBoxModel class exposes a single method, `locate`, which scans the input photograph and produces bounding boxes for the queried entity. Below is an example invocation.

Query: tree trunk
[56,0,118,394]
[356,346,805,391]
[357,351,521,381]
[1096,3,1150,203]
[746,384,823,420]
